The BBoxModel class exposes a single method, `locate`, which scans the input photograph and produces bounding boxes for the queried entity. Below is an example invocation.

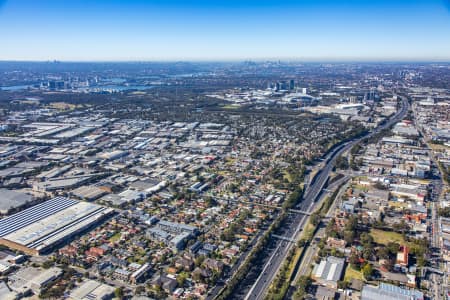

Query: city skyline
[1,0,450,61]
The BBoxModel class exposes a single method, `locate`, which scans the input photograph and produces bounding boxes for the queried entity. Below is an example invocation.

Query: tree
[393,220,409,233]
[343,230,355,245]
[195,255,205,267]
[114,287,124,300]
[297,239,307,248]
[345,215,357,232]
[177,272,188,286]
[135,286,145,295]
[338,280,350,289]
[335,155,349,170]
[205,196,216,208]
[376,246,390,259]
[351,144,362,155]
[192,270,202,282]
[386,242,400,255]
[374,181,388,190]
[438,207,450,218]
[42,260,54,269]
[349,253,360,270]
[362,263,373,279]
[382,258,395,272]
[360,233,374,248]
[293,276,311,300]
[310,212,321,226]
[325,219,338,237]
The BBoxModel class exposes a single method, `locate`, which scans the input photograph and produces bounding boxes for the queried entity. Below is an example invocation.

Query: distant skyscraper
[49,81,65,90]
[364,89,376,101]
[289,79,295,90]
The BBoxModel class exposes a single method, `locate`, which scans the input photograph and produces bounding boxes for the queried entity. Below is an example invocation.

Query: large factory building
[0,197,114,255]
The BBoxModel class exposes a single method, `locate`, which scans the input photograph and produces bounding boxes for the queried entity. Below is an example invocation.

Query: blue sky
[0,0,449,61]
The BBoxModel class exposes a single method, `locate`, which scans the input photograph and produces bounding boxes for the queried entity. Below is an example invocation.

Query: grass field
[288,247,304,278]
[222,104,240,109]
[301,223,317,241]
[388,201,408,209]
[351,184,369,191]
[344,266,364,281]
[370,229,407,246]
[217,170,230,176]
[224,157,237,165]
[410,178,431,185]
[109,233,121,242]
[283,170,293,183]
[47,102,78,110]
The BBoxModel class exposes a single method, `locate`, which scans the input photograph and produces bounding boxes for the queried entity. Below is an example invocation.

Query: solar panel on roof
[0,197,78,237]
[25,206,107,248]
[0,200,76,233]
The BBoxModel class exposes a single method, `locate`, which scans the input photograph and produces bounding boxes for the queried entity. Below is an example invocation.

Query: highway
[241,96,409,300]
[294,176,350,281]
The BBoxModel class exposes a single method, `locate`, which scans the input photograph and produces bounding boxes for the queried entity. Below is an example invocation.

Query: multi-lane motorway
[242,96,409,300]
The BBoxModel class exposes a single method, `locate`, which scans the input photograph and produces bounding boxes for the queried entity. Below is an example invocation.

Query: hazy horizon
[1,58,450,63]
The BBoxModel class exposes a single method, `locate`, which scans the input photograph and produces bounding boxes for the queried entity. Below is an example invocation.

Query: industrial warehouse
[0,197,114,255]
